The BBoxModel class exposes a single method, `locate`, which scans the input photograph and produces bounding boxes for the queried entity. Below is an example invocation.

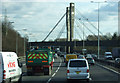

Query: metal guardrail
[95,59,120,68]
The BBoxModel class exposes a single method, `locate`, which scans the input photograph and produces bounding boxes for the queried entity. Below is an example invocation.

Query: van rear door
[0,53,3,83]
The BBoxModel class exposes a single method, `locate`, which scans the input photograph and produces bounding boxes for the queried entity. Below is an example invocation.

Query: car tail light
[67,70,69,73]
[87,69,89,73]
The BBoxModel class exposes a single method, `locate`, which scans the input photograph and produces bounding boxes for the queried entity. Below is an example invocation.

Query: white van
[104,52,113,60]
[0,52,22,83]
[67,59,90,82]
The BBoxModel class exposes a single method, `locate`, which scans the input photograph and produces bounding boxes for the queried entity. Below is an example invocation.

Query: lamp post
[83,22,85,50]
[79,18,86,55]
[23,29,27,56]
[91,1,107,59]
[16,32,18,54]
[27,33,33,49]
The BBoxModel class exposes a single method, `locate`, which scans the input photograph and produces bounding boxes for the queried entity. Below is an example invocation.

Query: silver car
[67,59,90,82]
[86,57,95,65]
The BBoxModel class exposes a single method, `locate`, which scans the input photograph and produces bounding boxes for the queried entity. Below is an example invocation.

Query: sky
[1,0,120,42]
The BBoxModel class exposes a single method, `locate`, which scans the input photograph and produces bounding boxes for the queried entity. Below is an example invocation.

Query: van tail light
[67,70,69,73]
[3,70,6,79]
[3,70,6,73]
[87,69,89,73]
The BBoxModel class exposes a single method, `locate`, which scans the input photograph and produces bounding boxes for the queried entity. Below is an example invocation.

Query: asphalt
[20,57,120,83]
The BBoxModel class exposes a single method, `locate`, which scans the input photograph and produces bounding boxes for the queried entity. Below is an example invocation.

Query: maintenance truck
[26,48,53,75]
[112,47,120,59]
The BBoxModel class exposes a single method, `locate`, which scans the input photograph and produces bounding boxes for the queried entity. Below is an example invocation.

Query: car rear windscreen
[69,60,87,67]
[87,58,93,61]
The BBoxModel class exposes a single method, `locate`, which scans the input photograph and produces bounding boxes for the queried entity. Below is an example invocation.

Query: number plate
[75,71,81,74]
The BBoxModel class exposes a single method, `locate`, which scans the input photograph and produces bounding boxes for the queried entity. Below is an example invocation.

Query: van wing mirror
[17,59,23,68]
[19,63,23,68]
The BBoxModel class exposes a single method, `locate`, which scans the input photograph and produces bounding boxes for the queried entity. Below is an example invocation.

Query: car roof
[86,57,93,58]
[116,58,120,60]
[69,59,87,61]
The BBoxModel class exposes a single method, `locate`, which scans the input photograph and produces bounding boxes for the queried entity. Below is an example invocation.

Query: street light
[26,33,33,49]
[79,18,87,54]
[22,29,27,56]
[91,1,107,59]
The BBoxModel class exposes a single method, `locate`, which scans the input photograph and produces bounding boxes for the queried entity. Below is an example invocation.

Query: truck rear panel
[26,50,53,66]
[26,48,53,75]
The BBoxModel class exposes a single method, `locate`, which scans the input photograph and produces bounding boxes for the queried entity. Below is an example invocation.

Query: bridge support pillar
[70,3,75,53]
[66,7,70,54]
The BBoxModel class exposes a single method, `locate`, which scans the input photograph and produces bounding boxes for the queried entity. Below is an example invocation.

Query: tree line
[2,20,27,56]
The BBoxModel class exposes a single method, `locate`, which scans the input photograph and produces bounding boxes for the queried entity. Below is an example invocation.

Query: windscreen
[69,60,87,67]
[106,54,112,56]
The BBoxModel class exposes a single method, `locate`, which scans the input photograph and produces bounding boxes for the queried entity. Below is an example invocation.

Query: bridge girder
[28,40,120,47]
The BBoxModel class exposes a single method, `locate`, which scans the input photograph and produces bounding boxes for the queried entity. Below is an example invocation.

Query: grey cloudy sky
[1,0,119,41]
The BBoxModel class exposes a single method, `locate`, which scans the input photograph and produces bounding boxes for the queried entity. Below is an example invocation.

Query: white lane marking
[89,78,92,80]
[46,57,62,83]
[55,69,59,73]
[96,63,120,75]
[52,73,56,77]
[23,63,26,66]
[47,78,52,83]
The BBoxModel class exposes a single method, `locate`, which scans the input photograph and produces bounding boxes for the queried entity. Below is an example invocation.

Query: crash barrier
[95,59,120,68]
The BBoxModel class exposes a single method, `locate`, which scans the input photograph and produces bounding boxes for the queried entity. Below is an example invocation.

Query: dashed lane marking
[89,78,92,81]
[46,57,62,83]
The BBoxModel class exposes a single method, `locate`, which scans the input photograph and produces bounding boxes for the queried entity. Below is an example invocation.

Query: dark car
[91,54,97,60]
[86,57,95,65]
[115,58,120,64]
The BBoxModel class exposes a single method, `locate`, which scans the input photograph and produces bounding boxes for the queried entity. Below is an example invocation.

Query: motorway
[21,57,120,83]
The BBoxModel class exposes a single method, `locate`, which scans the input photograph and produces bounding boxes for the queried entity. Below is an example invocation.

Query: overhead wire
[56,23,66,39]
[76,8,108,40]
[42,12,66,41]
[76,18,98,39]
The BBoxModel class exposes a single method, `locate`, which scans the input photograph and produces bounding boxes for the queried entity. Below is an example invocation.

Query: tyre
[18,75,22,83]
[44,67,51,75]
[27,72,33,76]
[3,78,11,83]
[87,79,89,82]
[49,66,51,75]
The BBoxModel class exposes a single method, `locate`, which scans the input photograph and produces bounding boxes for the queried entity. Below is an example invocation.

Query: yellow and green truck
[26,48,53,75]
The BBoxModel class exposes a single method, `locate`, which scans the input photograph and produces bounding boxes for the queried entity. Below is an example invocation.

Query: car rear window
[87,58,93,61]
[69,60,87,67]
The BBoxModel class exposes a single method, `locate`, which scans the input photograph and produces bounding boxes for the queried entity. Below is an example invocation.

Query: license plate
[75,71,81,74]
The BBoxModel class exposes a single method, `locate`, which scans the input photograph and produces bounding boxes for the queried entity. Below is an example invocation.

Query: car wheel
[67,79,70,83]
[87,79,89,82]
[3,78,11,83]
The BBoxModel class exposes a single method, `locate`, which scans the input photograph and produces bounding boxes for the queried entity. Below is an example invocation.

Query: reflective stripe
[28,54,33,59]
[41,54,46,59]
[29,54,35,59]
[28,54,31,57]
[44,54,48,58]
[28,53,48,59]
